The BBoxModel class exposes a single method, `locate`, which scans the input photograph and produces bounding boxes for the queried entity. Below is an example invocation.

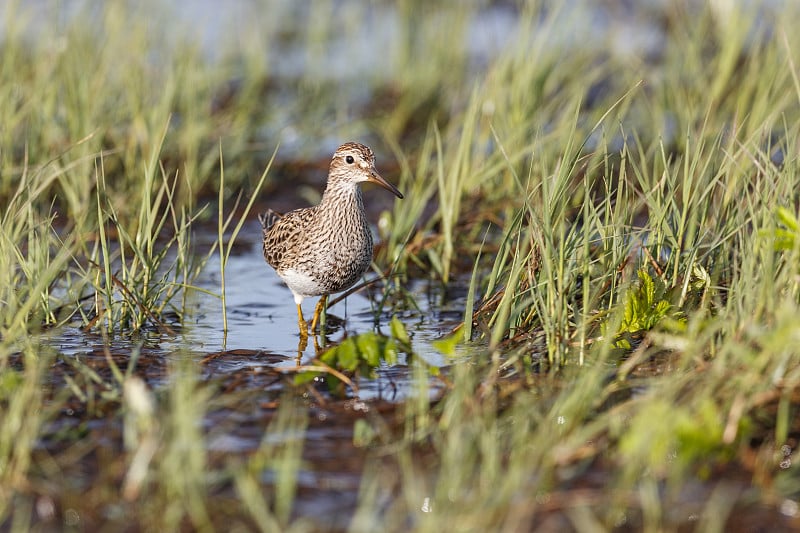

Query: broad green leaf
[293,371,319,386]
[325,338,358,371]
[383,339,399,366]
[433,333,460,357]
[390,315,412,347]
[356,333,381,368]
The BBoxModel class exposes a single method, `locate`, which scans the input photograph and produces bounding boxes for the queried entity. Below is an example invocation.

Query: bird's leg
[312,334,321,353]
[310,294,328,334]
[296,303,309,337]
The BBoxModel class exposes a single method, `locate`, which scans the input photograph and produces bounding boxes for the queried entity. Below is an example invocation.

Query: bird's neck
[321,181,362,206]
[319,182,366,221]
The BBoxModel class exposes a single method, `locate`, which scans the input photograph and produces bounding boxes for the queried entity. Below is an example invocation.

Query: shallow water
[50,219,467,403]
[164,220,463,395]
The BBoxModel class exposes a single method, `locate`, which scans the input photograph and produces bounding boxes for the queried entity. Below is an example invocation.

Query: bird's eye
[345,155,355,164]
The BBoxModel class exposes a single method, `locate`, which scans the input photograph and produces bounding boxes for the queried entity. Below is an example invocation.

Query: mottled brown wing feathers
[261,207,315,270]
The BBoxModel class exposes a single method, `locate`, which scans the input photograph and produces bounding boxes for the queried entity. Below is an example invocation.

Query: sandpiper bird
[259,142,403,337]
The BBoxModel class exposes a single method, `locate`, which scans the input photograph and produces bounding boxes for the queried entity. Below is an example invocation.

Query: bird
[259,142,403,337]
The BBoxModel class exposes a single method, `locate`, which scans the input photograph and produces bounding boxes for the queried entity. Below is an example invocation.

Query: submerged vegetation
[2,0,800,530]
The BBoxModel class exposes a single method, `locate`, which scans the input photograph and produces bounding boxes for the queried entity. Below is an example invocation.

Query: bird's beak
[368,168,404,199]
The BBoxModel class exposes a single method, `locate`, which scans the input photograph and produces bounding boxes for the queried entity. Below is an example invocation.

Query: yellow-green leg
[310,294,328,334]
[296,303,309,337]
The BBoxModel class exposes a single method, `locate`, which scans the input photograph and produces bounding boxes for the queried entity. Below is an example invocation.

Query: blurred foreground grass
[2,0,800,530]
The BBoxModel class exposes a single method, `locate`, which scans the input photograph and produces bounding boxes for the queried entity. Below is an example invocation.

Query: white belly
[279,268,325,303]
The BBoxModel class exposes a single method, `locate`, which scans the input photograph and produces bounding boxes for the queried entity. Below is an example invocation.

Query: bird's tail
[258,209,281,235]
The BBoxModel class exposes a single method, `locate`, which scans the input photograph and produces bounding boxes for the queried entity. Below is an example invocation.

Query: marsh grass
[2,0,800,531]
[79,120,211,334]
[355,1,800,528]
[216,143,277,337]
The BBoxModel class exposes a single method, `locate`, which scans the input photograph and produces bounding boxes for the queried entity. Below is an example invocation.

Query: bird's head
[328,142,403,199]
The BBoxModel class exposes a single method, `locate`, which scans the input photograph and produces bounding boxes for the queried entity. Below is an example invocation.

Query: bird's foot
[310,295,328,334]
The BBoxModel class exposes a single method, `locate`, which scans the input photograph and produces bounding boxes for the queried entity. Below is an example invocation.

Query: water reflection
[156,222,466,401]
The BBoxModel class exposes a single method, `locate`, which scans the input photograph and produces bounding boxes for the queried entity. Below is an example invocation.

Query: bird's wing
[262,208,314,270]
